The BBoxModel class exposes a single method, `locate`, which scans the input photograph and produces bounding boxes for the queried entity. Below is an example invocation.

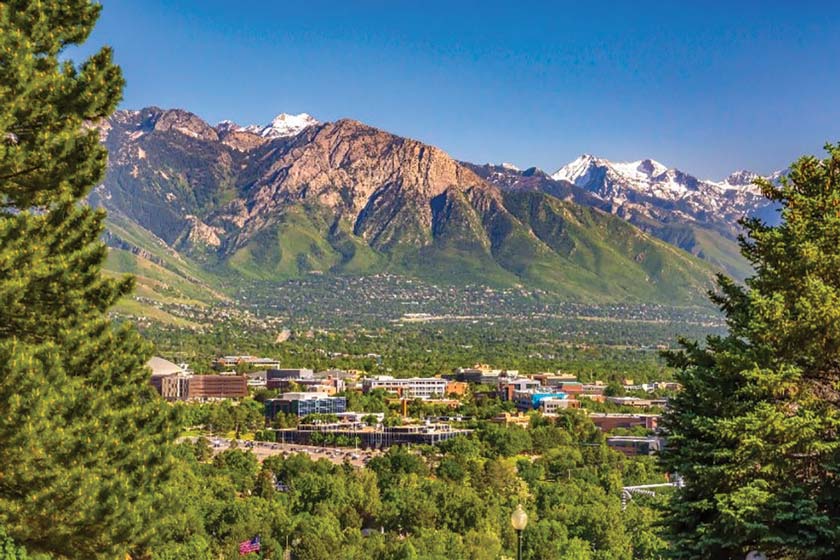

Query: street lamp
[511,504,528,560]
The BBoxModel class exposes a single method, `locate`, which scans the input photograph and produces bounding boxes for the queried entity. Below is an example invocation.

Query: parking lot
[204,437,381,467]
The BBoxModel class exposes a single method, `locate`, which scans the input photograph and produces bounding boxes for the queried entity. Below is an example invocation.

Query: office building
[265,392,347,420]
[362,376,448,399]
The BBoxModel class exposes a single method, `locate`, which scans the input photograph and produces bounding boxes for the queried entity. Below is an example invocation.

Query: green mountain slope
[499,191,716,303]
[102,213,227,323]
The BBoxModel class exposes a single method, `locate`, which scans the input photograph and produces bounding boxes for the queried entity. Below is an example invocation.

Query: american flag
[239,536,261,555]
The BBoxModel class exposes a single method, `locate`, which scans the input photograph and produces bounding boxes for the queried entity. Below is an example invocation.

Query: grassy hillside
[103,216,228,324]
[624,214,751,281]
[226,205,386,279]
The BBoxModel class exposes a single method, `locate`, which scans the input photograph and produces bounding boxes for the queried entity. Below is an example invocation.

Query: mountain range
[468,155,781,280]
[93,107,780,318]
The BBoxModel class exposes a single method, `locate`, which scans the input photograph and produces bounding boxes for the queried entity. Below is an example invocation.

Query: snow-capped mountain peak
[722,169,759,187]
[215,120,240,134]
[635,158,668,177]
[550,153,778,230]
[552,154,601,184]
[219,112,320,139]
[553,154,691,201]
[500,162,521,171]
[257,112,319,138]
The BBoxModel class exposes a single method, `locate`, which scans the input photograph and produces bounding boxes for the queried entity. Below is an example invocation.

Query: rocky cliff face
[215,119,500,251]
[93,107,719,304]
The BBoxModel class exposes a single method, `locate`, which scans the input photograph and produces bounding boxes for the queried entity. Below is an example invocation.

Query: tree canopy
[0,2,178,558]
[660,145,840,559]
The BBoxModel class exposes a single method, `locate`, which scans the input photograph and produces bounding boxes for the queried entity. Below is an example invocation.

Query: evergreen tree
[0,2,178,558]
[660,145,840,558]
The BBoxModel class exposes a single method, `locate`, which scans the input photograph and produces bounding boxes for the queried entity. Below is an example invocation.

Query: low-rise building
[148,357,188,394]
[266,368,323,390]
[551,381,584,395]
[269,377,345,394]
[508,378,542,391]
[184,374,248,400]
[158,373,248,401]
[500,378,541,400]
[149,358,249,401]
[362,376,448,399]
[274,422,470,447]
[623,381,683,393]
[582,383,606,396]
[539,396,582,414]
[514,391,579,412]
[314,376,346,394]
[268,368,314,380]
[445,381,469,396]
[532,372,578,386]
[160,374,191,400]
[298,378,345,395]
[336,411,385,424]
[265,392,347,420]
[448,364,518,385]
[246,370,267,388]
[315,369,361,382]
[214,355,281,370]
[606,397,668,408]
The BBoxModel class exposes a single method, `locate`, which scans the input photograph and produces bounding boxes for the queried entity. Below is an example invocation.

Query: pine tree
[660,145,840,559]
[0,2,179,558]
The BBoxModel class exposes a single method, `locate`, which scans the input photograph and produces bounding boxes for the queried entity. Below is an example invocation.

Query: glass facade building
[265,393,347,419]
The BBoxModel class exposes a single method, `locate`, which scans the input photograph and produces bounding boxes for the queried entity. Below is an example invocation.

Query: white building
[506,378,541,392]
[540,397,580,414]
[362,376,448,399]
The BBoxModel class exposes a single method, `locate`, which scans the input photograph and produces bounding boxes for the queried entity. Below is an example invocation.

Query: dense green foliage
[660,146,840,558]
[178,399,266,436]
[138,411,669,560]
[0,2,178,558]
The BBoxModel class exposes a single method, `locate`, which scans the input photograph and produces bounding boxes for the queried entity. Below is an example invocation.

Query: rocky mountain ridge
[94,107,722,306]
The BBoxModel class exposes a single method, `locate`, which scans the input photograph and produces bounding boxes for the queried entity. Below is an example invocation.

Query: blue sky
[79,0,840,178]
